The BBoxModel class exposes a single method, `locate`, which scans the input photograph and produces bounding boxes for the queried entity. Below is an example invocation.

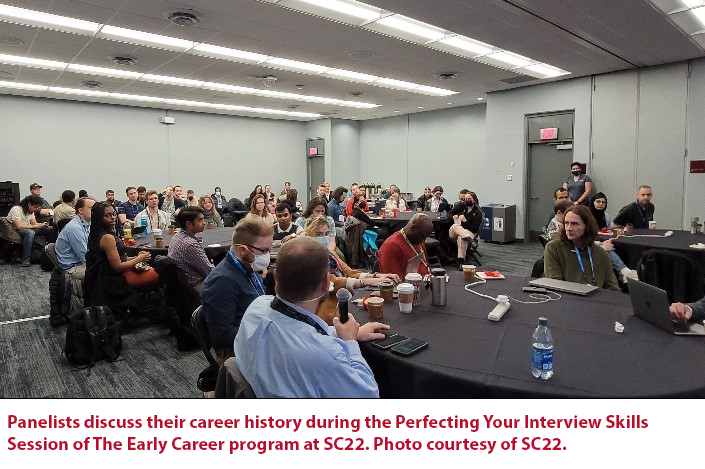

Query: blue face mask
[316,236,328,248]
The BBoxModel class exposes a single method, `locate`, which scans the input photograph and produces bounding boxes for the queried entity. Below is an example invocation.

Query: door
[307,155,325,203]
[527,143,573,239]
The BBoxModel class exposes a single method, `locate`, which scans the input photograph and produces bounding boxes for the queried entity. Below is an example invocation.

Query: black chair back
[191,306,219,370]
[531,257,545,278]
[539,234,550,247]
[636,249,705,303]
[57,218,71,233]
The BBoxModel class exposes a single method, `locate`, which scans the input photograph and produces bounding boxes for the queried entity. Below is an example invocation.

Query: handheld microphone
[336,288,352,323]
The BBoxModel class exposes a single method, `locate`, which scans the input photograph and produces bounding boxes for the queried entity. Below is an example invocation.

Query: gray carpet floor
[0,240,543,398]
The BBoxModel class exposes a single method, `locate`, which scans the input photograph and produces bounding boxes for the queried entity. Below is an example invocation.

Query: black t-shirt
[613,202,654,229]
[273,223,298,241]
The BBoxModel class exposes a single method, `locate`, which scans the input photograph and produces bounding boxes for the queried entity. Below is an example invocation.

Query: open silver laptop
[406,252,423,275]
[529,277,598,296]
[627,278,705,336]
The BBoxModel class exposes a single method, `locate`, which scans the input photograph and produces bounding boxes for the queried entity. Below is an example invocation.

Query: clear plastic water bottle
[531,317,553,380]
[140,217,148,236]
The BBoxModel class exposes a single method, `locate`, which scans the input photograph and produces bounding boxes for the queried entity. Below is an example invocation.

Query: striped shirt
[167,231,213,287]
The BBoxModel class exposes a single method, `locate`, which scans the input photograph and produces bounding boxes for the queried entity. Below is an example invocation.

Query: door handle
[530,197,540,201]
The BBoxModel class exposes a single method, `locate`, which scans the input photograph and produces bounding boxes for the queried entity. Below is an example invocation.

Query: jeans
[17,229,35,260]
[608,250,627,272]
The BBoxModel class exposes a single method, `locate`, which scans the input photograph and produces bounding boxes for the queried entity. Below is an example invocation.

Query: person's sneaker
[620,268,638,282]
[21,258,31,267]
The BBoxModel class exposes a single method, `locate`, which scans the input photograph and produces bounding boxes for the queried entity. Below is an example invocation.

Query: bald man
[378,213,434,279]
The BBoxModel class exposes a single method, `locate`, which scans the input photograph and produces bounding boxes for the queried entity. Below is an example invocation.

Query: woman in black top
[84,202,154,309]
[449,191,483,268]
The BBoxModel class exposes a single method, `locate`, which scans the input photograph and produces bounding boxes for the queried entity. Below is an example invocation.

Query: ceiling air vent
[499,75,537,85]
[0,70,12,78]
[0,36,24,46]
[165,10,203,26]
[111,55,138,66]
[82,80,103,89]
[435,72,458,80]
[348,91,364,97]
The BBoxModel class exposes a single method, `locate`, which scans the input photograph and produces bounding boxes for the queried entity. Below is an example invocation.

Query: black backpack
[64,305,122,374]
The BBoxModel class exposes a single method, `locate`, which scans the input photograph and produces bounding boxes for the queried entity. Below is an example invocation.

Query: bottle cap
[538,317,548,326]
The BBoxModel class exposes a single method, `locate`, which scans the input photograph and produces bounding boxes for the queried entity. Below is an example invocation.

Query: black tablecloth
[123,227,234,259]
[369,210,450,232]
[358,275,705,398]
[612,229,705,270]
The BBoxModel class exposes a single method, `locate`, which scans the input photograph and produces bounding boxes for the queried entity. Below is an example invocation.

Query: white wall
[330,119,360,189]
[685,58,705,224]
[484,77,593,238]
[0,95,306,203]
[359,105,487,200]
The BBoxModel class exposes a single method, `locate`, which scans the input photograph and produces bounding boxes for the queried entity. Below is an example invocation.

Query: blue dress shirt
[55,216,90,270]
[234,295,379,398]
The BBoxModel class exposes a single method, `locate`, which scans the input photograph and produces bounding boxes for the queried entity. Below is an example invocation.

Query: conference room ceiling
[1,0,703,121]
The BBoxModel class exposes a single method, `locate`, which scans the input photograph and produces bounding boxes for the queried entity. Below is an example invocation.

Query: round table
[611,229,705,270]
[369,210,450,232]
[123,227,234,261]
[357,275,705,398]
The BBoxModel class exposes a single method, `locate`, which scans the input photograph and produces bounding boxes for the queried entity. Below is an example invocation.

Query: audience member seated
[134,190,170,232]
[263,184,276,205]
[117,186,144,224]
[211,186,227,214]
[84,202,158,310]
[448,190,482,268]
[327,186,347,227]
[159,186,185,222]
[7,195,53,267]
[543,205,619,290]
[316,184,328,203]
[244,194,276,225]
[174,185,186,201]
[544,187,570,228]
[545,199,573,240]
[281,188,299,213]
[416,186,432,212]
[296,198,336,252]
[378,213,433,279]
[385,186,408,211]
[303,216,399,324]
[424,185,449,212]
[29,183,54,225]
[186,190,198,207]
[200,217,273,366]
[279,181,291,198]
[613,185,654,229]
[272,203,302,255]
[669,296,705,325]
[589,192,612,230]
[105,190,121,210]
[234,236,388,398]
[198,195,224,227]
[55,197,95,280]
[345,192,369,216]
[346,182,359,201]
[244,185,263,209]
[78,190,88,199]
[137,186,147,205]
[53,190,76,225]
[168,207,213,292]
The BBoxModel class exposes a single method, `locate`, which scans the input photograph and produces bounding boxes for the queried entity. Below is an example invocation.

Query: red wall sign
[309,147,318,155]
[690,160,705,173]
[540,127,558,140]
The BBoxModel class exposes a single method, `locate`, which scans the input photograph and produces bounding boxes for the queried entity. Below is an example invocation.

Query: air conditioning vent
[0,36,24,47]
[435,72,458,80]
[81,80,103,89]
[165,10,203,26]
[111,55,138,66]
[499,75,537,84]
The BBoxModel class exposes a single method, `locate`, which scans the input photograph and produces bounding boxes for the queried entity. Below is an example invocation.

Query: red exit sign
[540,128,558,140]
[308,147,318,155]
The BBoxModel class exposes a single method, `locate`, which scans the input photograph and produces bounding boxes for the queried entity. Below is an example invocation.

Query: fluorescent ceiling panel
[0,80,48,91]
[66,64,142,79]
[0,3,100,35]
[0,53,67,70]
[97,25,196,52]
[278,0,384,24]
[190,43,268,64]
[366,14,447,43]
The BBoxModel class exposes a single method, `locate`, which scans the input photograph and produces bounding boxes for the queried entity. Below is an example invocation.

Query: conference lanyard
[573,245,595,286]
[228,251,265,296]
[270,298,328,336]
[636,203,650,225]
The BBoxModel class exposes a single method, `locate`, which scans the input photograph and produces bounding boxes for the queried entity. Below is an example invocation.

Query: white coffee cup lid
[152,229,163,236]
[397,282,415,293]
[405,273,422,281]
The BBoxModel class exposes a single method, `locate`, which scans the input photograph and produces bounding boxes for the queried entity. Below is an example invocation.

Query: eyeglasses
[238,244,270,255]
[104,212,117,218]
[594,200,607,204]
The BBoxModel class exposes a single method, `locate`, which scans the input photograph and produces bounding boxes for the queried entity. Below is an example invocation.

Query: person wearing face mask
[563,162,593,206]
[378,213,434,280]
[211,187,228,214]
[200,217,274,366]
[185,190,198,207]
[345,192,369,216]
[416,187,432,212]
[448,190,483,269]
[234,236,389,398]
[302,216,399,325]
[296,198,337,252]
[544,205,619,290]
[424,185,450,212]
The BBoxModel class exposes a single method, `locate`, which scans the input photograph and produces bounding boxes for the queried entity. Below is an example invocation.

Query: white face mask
[216,191,221,196]
[252,252,271,271]
[315,236,328,248]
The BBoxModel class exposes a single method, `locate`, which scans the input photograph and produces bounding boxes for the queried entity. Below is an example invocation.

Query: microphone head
[336,288,352,301]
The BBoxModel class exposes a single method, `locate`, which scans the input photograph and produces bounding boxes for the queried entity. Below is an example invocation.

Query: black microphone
[336,288,352,323]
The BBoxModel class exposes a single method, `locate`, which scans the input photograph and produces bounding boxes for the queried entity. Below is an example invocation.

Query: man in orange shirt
[378,213,433,279]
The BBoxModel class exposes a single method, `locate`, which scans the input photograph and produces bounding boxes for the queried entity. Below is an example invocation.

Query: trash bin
[480,204,516,244]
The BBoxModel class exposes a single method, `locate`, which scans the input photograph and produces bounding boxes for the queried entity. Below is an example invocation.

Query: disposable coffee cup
[462,264,476,281]
[625,223,634,235]
[152,229,163,237]
[155,236,164,249]
[367,297,384,319]
[405,272,423,306]
[649,221,657,230]
[379,280,394,302]
[397,283,415,313]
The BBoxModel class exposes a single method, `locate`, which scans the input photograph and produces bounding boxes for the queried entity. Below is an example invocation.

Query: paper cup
[648,221,657,230]
[367,297,384,319]
[463,264,476,281]
[397,283,414,313]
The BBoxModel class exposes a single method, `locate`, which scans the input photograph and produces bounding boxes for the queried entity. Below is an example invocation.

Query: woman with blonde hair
[303,215,399,324]
[245,193,275,224]
[198,195,224,227]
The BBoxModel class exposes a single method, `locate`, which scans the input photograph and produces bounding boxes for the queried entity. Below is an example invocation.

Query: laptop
[627,278,705,336]
[529,277,599,296]
[406,252,423,274]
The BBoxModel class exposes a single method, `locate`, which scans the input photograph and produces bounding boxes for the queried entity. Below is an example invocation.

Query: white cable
[464,283,562,304]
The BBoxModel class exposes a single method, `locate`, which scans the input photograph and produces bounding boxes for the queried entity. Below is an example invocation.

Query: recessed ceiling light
[417,106,424,109]
[394,110,400,112]
[477,97,484,101]
[446,102,452,105]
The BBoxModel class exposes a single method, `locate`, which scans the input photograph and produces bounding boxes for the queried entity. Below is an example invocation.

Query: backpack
[64,305,122,374]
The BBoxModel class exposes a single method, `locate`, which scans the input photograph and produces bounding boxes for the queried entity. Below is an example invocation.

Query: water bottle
[140,217,148,236]
[531,317,553,380]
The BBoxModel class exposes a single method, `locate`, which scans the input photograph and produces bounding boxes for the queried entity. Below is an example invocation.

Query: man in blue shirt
[55,197,95,280]
[200,216,274,366]
[234,236,389,398]
[117,186,144,224]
